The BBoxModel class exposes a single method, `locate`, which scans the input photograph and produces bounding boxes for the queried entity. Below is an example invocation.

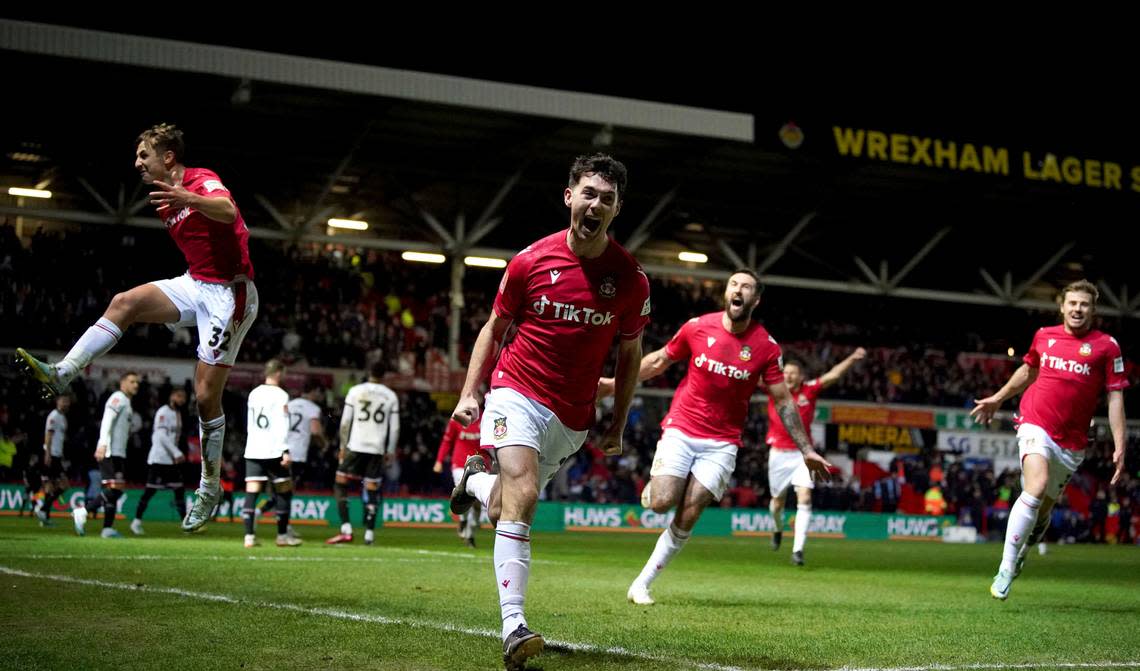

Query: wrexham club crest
[739,345,752,362]
[599,276,616,298]
[1079,343,1092,357]
[494,417,508,440]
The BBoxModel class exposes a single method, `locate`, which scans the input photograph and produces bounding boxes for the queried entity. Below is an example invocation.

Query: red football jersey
[491,230,650,431]
[1018,325,1129,450]
[157,167,254,282]
[660,313,785,445]
[437,418,491,469]
[766,377,822,450]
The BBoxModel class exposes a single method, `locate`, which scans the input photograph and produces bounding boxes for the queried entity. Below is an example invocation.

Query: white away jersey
[341,382,399,455]
[286,397,322,463]
[45,409,68,458]
[99,391,133,458]
[244,384,290,460]
[148,405,183,465]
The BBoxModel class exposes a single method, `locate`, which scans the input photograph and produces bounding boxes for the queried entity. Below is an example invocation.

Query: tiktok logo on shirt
[531,295,614,326]
[693,353,752,380]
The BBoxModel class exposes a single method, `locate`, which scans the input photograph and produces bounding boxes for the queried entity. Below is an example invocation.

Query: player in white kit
[327,362,400,546]
[241,360,300,548]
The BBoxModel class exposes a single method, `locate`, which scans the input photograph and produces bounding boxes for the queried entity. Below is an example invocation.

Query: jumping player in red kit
[448,154,649,670]
[972,280,1128,600]
[17,123,258,533]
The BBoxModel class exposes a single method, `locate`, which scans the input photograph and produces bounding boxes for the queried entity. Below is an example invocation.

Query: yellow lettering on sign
[833,127,865,156]
[867,131,888,160]
[1041,156,1061,182]
[1024,152,1040,180]
[1103,162,1122,190]
[1061,157,1082,185]
[891,133,909,163]
[959,144,981,172]
[911,137,933,166]
[935,140,957,169]
[983,147,1009,175]
[1130,166,1140,192]
[1085,160,1102,188]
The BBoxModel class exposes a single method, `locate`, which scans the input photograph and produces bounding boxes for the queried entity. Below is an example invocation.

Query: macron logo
[707,337,717,347]
[550,270,561,284]
[1047,339,1056,348]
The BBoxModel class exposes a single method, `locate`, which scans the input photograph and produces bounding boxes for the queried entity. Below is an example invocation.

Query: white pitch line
[0,565,742,671]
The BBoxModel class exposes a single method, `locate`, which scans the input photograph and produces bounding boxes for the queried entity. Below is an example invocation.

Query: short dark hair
[568,153,628,201]
[369,360,389,380]
[730,267,763,293]
[120,371,138,382]
[303,379,323,394]
[782,359,804,371]
[137,123,185,163]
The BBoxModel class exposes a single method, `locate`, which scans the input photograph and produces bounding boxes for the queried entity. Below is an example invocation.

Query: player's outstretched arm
[598,335,643,456]
[971,363,1038,426]
[769,380,833,481]
[819,347,867,388]
[597,346,676,398]
[1109,390,1128,485]
[453,313,511,427]
[149,181,237,223]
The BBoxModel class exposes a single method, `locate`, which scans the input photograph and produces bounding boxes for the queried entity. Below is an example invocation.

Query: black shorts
[99,456,127,485]
[336,450,385,483]
[44,459,65,481]
[145,464,184,489]
[245,457,291,484]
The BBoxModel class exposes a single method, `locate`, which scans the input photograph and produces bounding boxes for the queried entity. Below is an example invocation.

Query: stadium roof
[2,18,1138,318]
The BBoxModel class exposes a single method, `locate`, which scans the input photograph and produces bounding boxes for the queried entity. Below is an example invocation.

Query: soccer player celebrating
[972,280,1128,600]
[766,348,865,565]
[434,416,492,547]
[600,269,832,605]
[17,123,258,533]
[449,154,649,670]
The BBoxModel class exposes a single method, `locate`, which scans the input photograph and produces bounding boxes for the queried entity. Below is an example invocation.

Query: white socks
[57,318,122,380]
[793,504,812,553]
[198,415,225,489]
[495,521,531,640]
[1001,492,1041,573]
[464,508,478,539]
[466,472,496,509]
[633,523,691,588]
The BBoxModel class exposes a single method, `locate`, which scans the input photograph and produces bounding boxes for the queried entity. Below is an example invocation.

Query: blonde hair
[136,123,185,162]
[264,359,286,378]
